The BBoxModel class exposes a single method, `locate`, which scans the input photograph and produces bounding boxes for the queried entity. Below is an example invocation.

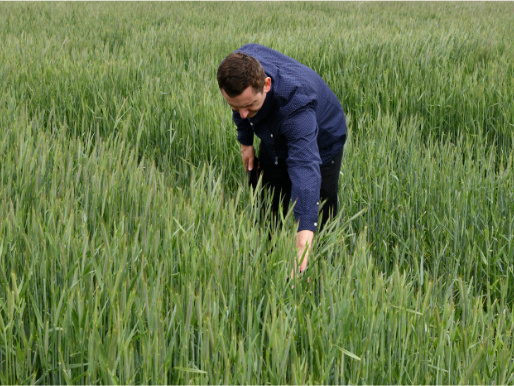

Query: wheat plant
[0,2,513,384]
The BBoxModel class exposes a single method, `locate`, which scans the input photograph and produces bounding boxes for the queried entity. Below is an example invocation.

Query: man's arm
[281,108,323,281]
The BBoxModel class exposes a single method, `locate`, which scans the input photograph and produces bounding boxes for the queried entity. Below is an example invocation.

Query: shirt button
[270,134,273,138]
[316,202,319,205]
[250,122,253,126]
[314,222,318,227]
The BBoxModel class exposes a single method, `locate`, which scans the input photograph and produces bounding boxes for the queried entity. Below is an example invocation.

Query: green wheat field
[1,2,513,384]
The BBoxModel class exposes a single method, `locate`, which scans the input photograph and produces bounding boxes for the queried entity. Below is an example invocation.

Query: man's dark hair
[217,52,266,97]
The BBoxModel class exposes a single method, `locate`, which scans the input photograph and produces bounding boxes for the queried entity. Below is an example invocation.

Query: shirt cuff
[237,130,254,146]
[297,215,319,232]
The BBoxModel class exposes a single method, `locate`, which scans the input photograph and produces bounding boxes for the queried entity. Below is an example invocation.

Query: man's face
[221,77,271,119]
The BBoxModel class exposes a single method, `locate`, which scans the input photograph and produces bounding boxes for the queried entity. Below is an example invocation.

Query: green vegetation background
[0,2,513,384]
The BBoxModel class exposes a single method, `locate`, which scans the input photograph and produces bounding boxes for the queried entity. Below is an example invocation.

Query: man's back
[235,43,347,164]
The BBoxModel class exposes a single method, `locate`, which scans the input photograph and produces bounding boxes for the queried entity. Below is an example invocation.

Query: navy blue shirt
[232,43,347,232]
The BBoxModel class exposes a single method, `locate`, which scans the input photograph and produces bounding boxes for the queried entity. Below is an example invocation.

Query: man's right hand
[241,145,255,172]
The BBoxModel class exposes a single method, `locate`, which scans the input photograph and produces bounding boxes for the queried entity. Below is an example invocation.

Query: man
[217,43,347,280]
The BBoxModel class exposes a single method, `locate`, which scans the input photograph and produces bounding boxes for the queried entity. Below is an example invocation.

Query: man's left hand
[290,230,314,281]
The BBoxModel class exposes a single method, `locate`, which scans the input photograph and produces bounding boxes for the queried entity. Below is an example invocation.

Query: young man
[217,43,347,280]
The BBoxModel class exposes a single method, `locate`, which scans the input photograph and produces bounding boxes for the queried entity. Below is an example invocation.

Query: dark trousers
[252,144,344,233]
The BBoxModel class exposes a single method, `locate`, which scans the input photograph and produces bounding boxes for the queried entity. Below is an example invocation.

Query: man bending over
[217,43,347,280]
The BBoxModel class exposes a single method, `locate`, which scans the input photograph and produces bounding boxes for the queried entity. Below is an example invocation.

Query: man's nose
[239,109,249,119]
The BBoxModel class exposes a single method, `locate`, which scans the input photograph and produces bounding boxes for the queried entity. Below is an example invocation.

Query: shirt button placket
[268,133,278,165]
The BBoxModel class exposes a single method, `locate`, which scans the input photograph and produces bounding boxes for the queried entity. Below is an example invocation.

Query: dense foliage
[0,2,513,384]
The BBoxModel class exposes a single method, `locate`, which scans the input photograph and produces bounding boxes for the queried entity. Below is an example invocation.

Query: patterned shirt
[232,43,347,232]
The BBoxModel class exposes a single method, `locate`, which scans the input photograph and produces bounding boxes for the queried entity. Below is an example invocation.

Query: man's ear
[264,77,271,93]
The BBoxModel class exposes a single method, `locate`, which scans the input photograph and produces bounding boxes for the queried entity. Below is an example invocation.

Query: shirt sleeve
[233,111,254,146]
[281,107,322,232]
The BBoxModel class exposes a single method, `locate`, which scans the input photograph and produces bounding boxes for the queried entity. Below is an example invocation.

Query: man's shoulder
[237,43,281,60]
[236,44,332,115]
